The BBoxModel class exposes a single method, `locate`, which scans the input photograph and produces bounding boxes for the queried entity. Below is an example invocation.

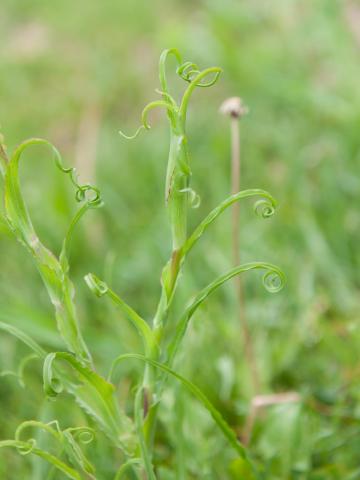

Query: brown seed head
[219,97,248,119]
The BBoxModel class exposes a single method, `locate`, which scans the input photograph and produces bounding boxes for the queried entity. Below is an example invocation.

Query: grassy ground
[0,0,359,478]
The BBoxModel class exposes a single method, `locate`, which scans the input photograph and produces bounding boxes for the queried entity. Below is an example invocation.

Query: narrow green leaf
[43,352,136,454]
[167,262,285,368]
[109,354,253,466]
[0,321,46,358]
[159,48,182,94]
[85,273,157,356]
[0,440,82,480]
[3,138,96,363]
[183,189,277,257]
[114,458,143,480]
[134,388,157,480]
[179,67,222,122]
[62,430,96,478]
[16,421,97,478]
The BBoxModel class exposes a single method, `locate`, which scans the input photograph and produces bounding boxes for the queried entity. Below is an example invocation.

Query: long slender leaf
[167,262,285,368]
[0,440,81,480]
[114,458,143,480]
[43,352,136,454]
[134,388,157,480]
[109,354,254,467]
[3,138,97,363]
[0,321,46,358]
[183,189,277,257]
[84,273,156,356]
[15,421,96,478]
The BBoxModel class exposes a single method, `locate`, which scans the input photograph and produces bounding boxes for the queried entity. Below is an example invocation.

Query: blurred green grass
[0,0,359,478]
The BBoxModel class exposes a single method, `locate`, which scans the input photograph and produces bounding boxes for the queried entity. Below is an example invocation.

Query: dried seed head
[219,97,248,119]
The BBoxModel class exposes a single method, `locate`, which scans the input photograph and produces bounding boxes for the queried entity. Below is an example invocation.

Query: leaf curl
[42,352,136,454]
[183,189,277,257]
[167,262,285,368]
[179,67,222,121]
[3,138,101,363]
[177,61,221,88]
[119,101,178,140]
[159,189,278,305]
[159,48,182,95]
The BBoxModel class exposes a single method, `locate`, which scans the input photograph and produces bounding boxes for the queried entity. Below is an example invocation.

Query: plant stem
[221,97,260,396]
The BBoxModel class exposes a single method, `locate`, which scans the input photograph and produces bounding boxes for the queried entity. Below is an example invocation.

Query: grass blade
[109,354,254,466]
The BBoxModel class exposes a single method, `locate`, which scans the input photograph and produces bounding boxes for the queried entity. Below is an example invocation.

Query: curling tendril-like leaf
[166,262,285,369]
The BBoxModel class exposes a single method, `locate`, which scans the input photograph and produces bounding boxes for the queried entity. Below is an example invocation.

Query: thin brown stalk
[242,392,301,445]
[74,104,104,249]
[220,97,260,397]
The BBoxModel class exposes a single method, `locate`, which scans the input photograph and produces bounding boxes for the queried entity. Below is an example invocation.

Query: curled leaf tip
[119,125,146,140]
[84,273,108,297]
[75,185,102,208]
[179,187,201,209]
[68,427,95,445]
[17,438,37,456]
[262,267,286,293]
[254,198,277,219]
[178,62,222,88]
[43,354,64,399]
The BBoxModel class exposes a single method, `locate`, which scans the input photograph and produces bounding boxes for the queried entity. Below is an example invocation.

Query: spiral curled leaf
[84,273,109,297]
[183,189,278,258]
[179,67,223,121]
[68,427,95,445]
[16,438,37,455]
[14,420,96,477]
[43,353,64,398]
[119,100,178,140]
[167,262,285,369]
[15,420,61,454]
[262,269,285,293]
[254,198,276,219]
[177,61,222,88]
[8,138,103,213]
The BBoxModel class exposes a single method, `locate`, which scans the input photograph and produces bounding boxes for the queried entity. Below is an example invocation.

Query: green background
[0,0,359,478]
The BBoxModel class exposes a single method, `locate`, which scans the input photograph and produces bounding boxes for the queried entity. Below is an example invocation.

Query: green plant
[0,49,284,478]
